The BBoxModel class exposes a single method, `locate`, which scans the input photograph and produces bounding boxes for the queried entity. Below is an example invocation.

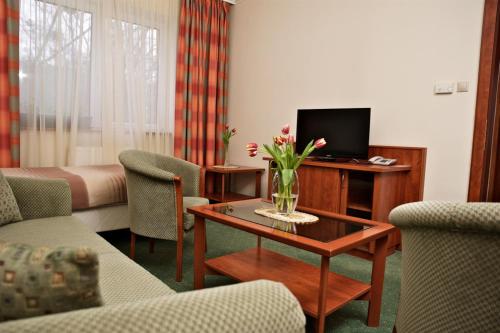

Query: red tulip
[232,128,237,134]
[248,150,258,157]
[225,124,229,130]
[246,142,257,148]
[314,138,327,149]
[281,124,290,135]
[273,136,284,146]
[246,143,258,151]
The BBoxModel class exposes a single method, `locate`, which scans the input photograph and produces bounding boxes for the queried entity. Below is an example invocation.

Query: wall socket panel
[457,81,469,92]
[434,82,454,94]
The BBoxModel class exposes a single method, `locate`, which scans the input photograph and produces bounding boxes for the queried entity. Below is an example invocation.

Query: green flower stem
[275,174,295,214]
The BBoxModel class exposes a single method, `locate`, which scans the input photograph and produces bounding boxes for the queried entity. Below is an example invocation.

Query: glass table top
[211,200,372,243]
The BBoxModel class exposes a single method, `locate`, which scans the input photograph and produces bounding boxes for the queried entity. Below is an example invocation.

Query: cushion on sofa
[0,241,102,322]
[97,252,175,305]
[0,216,118,254]
[0,172,22,226]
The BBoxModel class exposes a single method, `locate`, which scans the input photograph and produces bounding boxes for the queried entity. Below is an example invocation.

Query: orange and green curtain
[174,0,230,166]
[0,0,19,167]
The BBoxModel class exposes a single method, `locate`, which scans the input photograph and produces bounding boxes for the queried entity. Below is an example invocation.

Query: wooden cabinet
[296,165,342,212]
[266,146,427,256]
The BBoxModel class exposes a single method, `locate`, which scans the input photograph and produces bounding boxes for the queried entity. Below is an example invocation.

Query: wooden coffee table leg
[367,235,389,326]
[194,215,206,289]
[316,256,330,333]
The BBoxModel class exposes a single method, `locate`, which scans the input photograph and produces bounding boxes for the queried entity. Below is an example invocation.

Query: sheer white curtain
[19,0,179,166]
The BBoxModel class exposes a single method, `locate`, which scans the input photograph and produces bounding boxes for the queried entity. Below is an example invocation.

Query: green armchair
[119,150,208,282]
[389,201,500,333]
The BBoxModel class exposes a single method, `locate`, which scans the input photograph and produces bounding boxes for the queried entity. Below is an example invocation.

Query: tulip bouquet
[222,125,236,166]
[247,124,326,215]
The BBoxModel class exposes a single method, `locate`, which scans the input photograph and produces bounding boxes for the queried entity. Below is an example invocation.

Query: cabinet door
[296,165,341,212]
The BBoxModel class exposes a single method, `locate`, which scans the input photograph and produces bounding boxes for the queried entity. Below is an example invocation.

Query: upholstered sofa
[0,177,306,333]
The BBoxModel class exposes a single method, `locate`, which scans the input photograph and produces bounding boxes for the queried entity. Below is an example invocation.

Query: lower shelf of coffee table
[205,247,371,317]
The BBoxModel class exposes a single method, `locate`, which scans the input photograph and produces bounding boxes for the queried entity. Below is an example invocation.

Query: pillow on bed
[0,171,22,226]
[0,242,102,322]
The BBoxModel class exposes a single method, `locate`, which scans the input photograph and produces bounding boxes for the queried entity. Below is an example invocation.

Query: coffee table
[187,199,395,333]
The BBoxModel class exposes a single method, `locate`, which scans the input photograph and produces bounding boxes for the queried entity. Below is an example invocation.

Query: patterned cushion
[0,172,22,226]
[6,177,72,220]
[0,242,102,322]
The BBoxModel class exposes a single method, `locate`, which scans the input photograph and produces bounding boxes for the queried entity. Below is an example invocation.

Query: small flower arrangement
[222,125,237,145]
[247,124,326,214]
[222,124,236,166]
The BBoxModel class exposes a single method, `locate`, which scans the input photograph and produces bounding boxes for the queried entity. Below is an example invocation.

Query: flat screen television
[296,108,371,160]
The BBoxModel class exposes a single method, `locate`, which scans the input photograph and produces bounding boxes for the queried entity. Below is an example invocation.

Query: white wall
[227,0,484,201]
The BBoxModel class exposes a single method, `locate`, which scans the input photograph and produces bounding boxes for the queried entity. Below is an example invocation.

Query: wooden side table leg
[221,174,226,202]
[255,171,262,197]
[130,232,136,259]
[194,215,207,289]
[257,236,261,248]
[206,171,214,198]
[316,256,330,333]
[367,235,389,326]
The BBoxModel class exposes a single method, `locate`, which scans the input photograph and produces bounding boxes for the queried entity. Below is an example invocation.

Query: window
[20,0,92,128]
[19,0,178,166]
[20,0,165,132]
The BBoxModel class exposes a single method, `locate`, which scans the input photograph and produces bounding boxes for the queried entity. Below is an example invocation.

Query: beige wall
[227,0,484,201]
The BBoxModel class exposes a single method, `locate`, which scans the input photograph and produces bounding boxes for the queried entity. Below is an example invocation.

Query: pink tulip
[248,150,258,157]
[281,124,290,135]
[273,136,284,146]
[232,128,237,134]
[225,124,229,130]
[314,138,327,149]
[288,135,295,144]
[246,143,258,151]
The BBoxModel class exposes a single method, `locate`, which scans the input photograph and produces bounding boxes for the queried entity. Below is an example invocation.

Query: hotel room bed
[1,165,129,232]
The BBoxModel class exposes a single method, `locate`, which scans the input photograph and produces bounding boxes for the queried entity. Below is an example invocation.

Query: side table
[204,166,265,203]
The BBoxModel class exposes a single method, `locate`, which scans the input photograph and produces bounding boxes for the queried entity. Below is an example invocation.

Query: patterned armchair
[389,201,500,333]
[119,150,208,282]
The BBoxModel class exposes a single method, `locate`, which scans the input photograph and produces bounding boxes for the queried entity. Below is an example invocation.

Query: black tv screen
[296,108,370,159]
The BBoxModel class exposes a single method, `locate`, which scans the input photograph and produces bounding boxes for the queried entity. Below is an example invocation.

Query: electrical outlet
[457,81,469,92]
[434,82,454,94]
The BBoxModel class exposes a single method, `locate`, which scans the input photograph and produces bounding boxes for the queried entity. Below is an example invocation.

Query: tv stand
[266,145,427,258]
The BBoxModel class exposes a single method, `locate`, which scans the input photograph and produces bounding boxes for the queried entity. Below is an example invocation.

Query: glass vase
[271,169,299,215]
[223,143,229,167]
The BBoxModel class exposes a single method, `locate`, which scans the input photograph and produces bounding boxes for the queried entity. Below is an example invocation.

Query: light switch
[434,82,454,94]
[457,81,469,92]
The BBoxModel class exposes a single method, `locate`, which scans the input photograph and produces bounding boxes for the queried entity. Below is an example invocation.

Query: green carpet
[101,223,400,333]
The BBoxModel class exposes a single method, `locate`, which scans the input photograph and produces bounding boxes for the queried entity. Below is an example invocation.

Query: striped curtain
[0,0,19,167]
[174,0,230,166]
